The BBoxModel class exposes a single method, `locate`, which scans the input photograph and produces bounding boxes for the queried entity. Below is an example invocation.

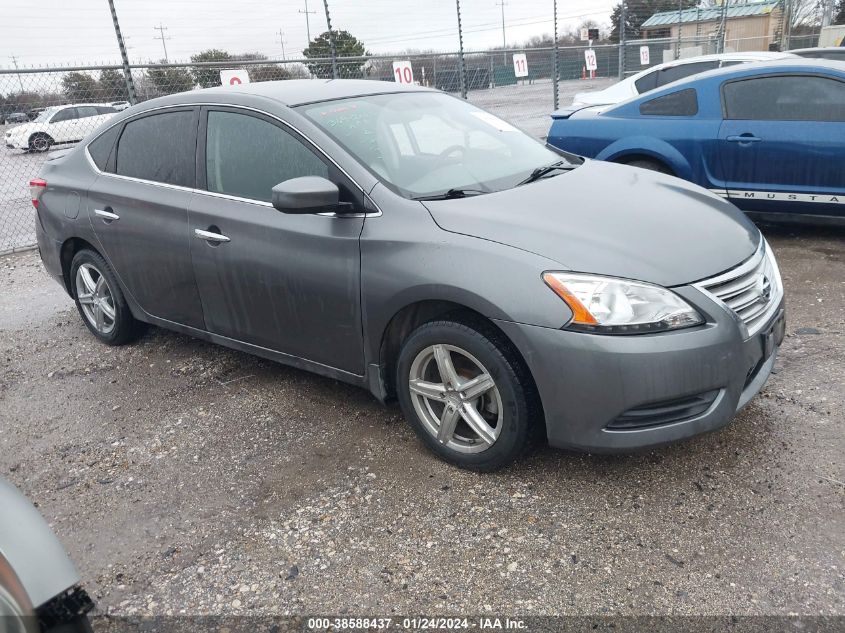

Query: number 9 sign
[392,61,414,85]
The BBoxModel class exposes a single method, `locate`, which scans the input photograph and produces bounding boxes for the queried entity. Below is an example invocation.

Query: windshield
[298,92,578,199]
[34,107,59,123]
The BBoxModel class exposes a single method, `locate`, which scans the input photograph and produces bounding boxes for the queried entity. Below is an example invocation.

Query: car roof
[605,58,845,113]
[194,79,433,107]
[623,51,794,82]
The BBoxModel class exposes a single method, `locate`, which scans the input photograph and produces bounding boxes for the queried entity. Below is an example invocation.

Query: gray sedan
[33,80,785,470]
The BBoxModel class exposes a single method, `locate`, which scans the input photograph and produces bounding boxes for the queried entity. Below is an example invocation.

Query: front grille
[695,241,782,337]
[607,390,720,430]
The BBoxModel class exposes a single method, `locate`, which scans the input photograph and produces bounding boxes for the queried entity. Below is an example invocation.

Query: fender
[0,478,79,608]
[596,136,693,181]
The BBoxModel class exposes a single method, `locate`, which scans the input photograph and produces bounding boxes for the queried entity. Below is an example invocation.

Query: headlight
[543,272,704,334]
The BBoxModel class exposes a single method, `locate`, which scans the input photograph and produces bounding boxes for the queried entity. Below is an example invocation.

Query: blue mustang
[547,59,845,223]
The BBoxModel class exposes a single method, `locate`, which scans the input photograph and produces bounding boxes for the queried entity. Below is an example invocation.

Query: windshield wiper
[516,160,573,187]
[412,188,488,201]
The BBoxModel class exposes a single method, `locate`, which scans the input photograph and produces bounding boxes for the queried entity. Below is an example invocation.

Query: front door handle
[726,134,762,143]
[194,228,230,243]
[94,208,120,221]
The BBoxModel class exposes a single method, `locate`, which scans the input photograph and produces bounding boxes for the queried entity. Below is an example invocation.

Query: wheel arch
[597,136,691,180]
[59,237,100,296]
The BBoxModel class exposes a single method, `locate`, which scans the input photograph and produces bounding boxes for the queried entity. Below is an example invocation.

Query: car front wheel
[396,319,537,471]
[28,133,53,153]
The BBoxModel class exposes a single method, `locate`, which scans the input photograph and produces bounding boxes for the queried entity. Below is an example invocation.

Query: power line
[153,22,172,62]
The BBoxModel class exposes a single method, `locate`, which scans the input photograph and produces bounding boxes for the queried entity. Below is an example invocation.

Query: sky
[0,0,617,68]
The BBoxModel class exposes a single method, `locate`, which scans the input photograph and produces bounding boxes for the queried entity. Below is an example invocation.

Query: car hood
[422,160,760,287]
[5,122,35,137]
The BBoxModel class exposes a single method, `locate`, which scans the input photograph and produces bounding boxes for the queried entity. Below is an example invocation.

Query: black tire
[28,133,53,153]
[70,249,143,346]
[623,158,672,175]
[396,318,538,471]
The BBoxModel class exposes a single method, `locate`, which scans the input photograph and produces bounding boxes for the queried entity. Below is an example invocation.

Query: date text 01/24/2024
[306,617,527,630]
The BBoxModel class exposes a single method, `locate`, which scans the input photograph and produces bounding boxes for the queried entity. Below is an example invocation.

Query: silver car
[33,80,785,470]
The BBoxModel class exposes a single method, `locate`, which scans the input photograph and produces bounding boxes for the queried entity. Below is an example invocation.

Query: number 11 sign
[392,61,414,85]
[512,53,528,78]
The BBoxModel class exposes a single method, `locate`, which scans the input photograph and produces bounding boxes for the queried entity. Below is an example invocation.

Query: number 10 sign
[512,53,528,78]
[393,61,414,85]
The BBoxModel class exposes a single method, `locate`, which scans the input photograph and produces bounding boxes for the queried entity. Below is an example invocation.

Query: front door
[187,107,366,375]
[718,73,845,217]
[87,107,205,328]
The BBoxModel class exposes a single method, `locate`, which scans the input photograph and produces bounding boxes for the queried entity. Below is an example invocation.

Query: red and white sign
[584,49,597,72]
[220,69,250,86]
[512,53,528,78]
[392,61,414,85]
[640,46,650,66]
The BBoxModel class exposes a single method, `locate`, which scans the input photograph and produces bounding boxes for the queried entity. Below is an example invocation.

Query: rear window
[96,106,117,114]
[634,69,659,94]
[115,110,196,187]
[655,61,719,88]
[639,89,698,116]
[87,125,121,171]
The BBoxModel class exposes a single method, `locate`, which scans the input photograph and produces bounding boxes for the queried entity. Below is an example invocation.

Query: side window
[76,106,99,119]
[723,75,845,121]
[205,110,328,202]
[50,108,77,123]
[634,69,659,94]
[639,88,698,116]
[95,106,117,115]
[115,110,196,187]
[87,125,121,171]
[655,61,719,87]
[719,60,744,68]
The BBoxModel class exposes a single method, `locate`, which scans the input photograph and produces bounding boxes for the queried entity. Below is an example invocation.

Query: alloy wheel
[408,344,503,453]
[75,263,116,335]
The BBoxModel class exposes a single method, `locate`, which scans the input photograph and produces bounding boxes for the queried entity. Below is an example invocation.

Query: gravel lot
[0,222,843,618]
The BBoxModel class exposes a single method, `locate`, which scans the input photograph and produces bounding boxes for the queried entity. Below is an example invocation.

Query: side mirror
[271,176,341,214]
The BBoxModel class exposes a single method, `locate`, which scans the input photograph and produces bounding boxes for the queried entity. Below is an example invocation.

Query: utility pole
[299,0,317,43]
[322,0,338,79]
[8,55,25,93]
[456,0,467,99]
[106,0,137,104]
[495,0,507,49]
[153,23,171,62]
[553,0,559,110]
[718,0,729,53]
[276,29,287,60]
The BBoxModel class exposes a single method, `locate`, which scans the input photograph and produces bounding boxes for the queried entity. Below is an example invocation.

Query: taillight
[30,179,46,209]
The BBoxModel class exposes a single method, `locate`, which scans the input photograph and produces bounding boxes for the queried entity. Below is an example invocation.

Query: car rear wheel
[70,250,142,345]
[28,133,53,153]
[396,319,536,471]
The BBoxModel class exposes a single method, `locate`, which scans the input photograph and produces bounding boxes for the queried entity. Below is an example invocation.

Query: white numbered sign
[584,49,597,72]
[512,53,528,78]
[392,61,414,85]
[580,28,589,42]
[220,69,250,86]
[640,46,650,66]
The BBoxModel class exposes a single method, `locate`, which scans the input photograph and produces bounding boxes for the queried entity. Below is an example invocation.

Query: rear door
[187,106,366,374]
[718,73,845,217]
[86,107,205,328]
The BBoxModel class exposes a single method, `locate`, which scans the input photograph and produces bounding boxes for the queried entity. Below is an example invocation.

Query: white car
[572,51,795,107]
[4,103,119,152]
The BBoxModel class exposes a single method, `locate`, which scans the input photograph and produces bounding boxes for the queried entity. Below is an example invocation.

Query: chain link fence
[0,30,823,254]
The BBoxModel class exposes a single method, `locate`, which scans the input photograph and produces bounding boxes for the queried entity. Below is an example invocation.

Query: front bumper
[496,290,785,453]
[5,136,27,150]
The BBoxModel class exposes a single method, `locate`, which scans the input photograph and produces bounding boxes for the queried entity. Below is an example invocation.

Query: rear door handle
[94,208,120,221]
[726,135,762,143]
[194,228,230,243]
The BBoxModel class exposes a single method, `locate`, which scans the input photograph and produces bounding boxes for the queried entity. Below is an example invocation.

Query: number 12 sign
[393,61,414,85]
[512,53,528,78]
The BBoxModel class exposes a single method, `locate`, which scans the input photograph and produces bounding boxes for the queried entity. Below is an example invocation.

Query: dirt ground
[0,222,843,617]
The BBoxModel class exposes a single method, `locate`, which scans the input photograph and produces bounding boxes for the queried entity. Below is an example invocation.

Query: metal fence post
[106,0,137,104]
[618,0,626,79]
[322,0,339,79]
[552,0,560,111]
[456,0,468,99]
